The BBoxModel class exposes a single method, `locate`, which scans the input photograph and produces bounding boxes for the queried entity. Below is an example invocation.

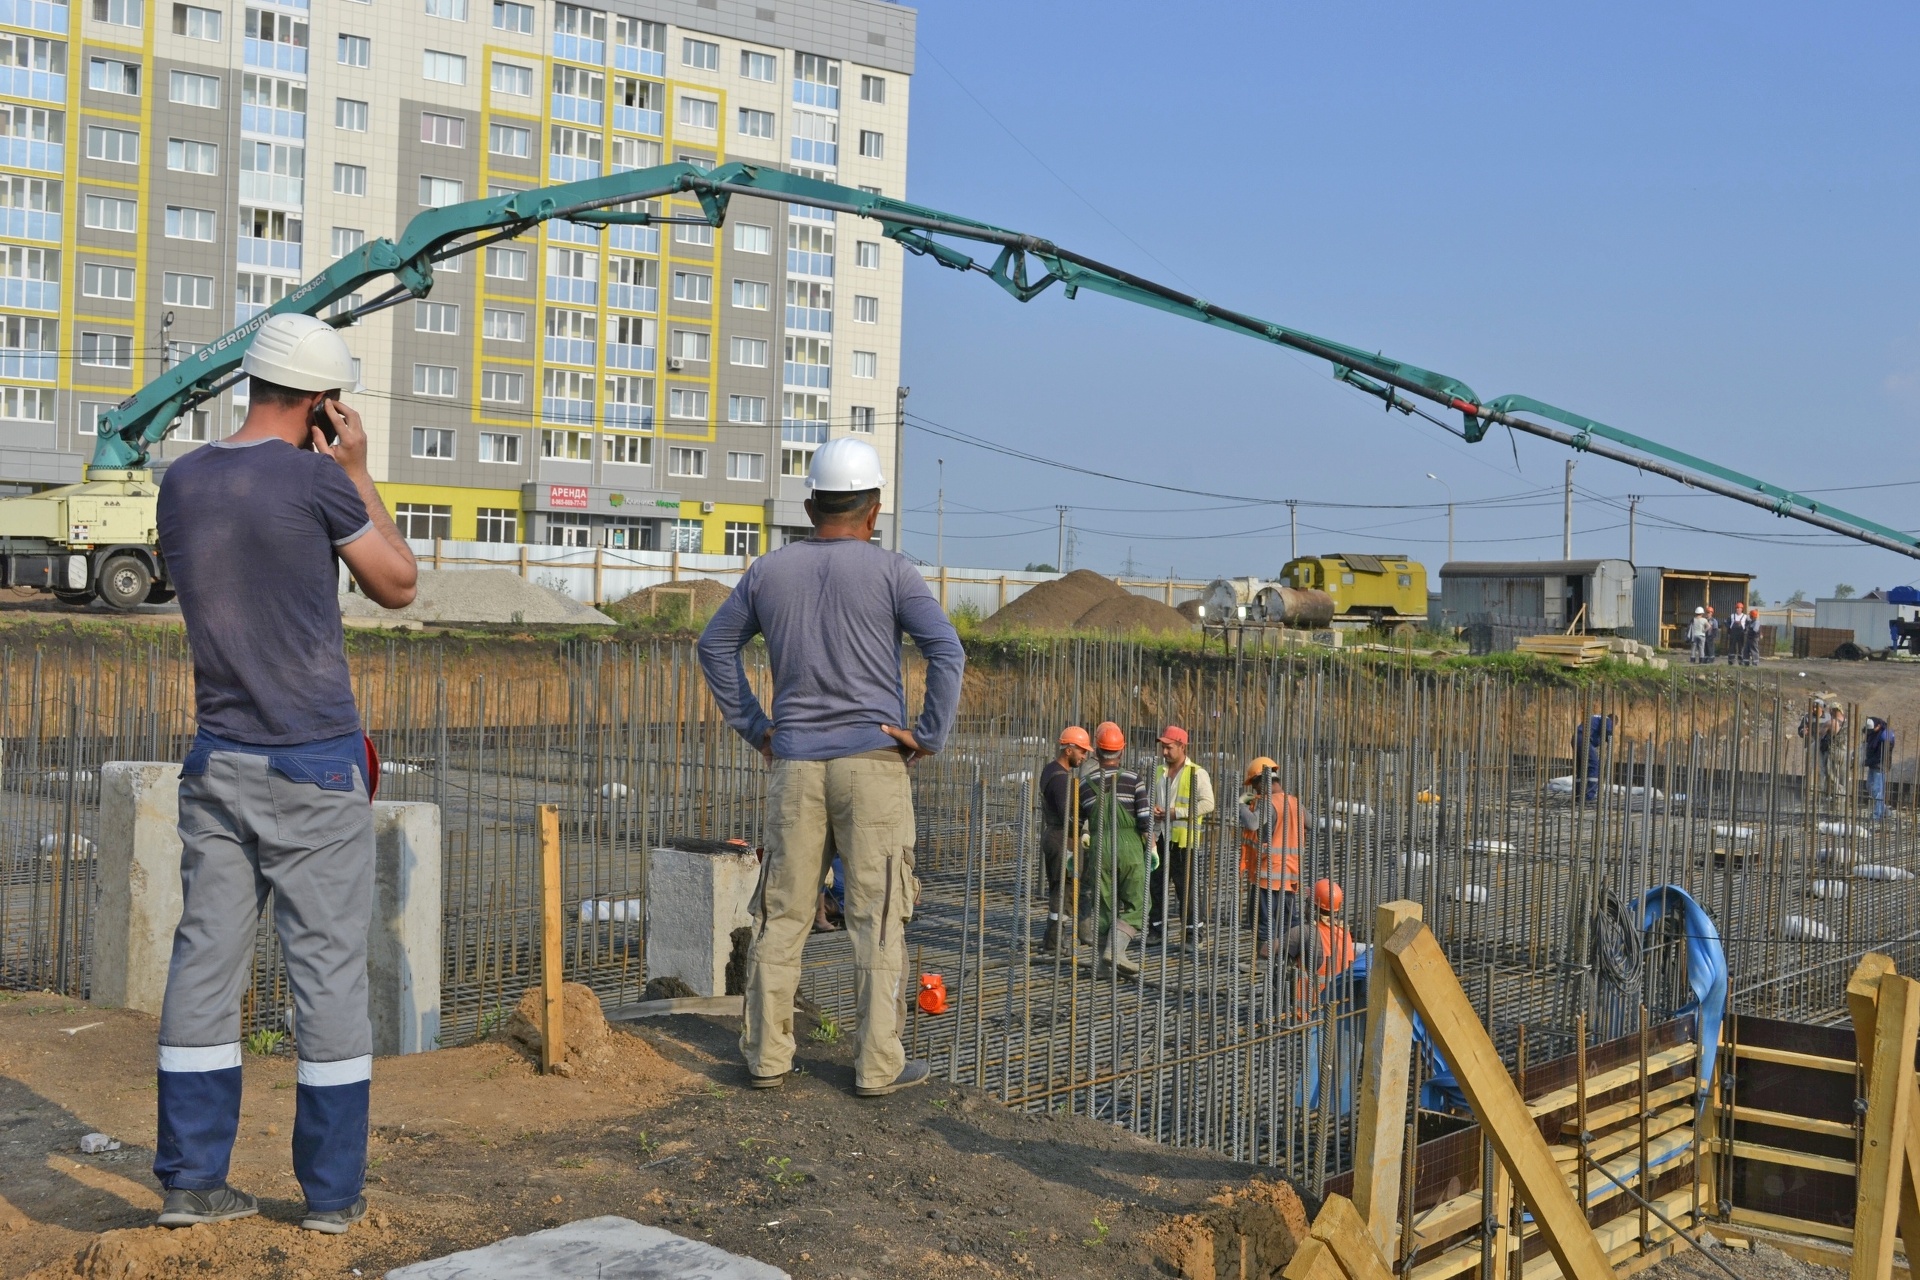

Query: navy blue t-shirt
[156,438,372,745]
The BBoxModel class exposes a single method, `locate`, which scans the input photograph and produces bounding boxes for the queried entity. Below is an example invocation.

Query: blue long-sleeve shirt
[695,537,966,761]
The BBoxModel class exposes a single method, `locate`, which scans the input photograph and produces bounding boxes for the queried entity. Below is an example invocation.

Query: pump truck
[7,160,1918,610]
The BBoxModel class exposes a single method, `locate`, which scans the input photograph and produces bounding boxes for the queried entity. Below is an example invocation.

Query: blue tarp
[1638,884,1727,1099]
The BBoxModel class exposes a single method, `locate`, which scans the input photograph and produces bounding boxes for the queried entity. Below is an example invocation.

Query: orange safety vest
[1292,920,1357,1016]
[1239,791,1302,891]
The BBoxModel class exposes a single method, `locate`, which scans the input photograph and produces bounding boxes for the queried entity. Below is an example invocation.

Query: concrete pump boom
[95,160,1920,562]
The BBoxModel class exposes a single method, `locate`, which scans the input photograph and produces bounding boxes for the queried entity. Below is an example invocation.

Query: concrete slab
[645,843,760,997]
[370,801,442,1056]
[384,1215,789,1279]
[94,762,184,1014]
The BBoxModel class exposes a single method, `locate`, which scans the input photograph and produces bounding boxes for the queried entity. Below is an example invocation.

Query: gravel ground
[340,569,615,626]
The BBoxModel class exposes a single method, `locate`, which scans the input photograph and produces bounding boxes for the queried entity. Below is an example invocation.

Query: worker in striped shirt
[1076,721,1153,978]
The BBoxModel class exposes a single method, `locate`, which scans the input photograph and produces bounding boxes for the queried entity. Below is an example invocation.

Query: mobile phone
[310,394,340,445]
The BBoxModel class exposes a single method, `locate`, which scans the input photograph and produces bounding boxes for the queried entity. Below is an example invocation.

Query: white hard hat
[241,313,355,393]
[806,437,886,492]
[1694,606,1705,614]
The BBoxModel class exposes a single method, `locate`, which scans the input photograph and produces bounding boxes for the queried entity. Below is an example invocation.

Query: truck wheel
[96,556,151,611]
[144,584,176,605]
[52,589,93,607]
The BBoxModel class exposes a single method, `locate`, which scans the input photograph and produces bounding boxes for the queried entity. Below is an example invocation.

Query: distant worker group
[1686,602,1760,665]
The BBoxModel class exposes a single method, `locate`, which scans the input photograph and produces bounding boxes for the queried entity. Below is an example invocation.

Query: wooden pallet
[1515,635,1612,668]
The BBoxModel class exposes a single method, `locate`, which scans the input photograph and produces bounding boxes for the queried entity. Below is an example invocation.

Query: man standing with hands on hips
[698,438,965,1098]
[150,314,418,1232]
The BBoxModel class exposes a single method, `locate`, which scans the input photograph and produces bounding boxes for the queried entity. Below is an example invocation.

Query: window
[89,58,140,96]
[727,450,765,481]
[860,73,885,103]
[415,300,460,334]
[419,176,464,207]
[1,386,54,423]
[611,136,660,171]
[678,95,717,130]
[853,294,879,324]
[478,432,522,464]
[423,49,466,83]
[480,370,523,403]
[84,194,137,232]
[168,138,218,174]
[858,184,881,196]
[668,389,708,421]
[858,130,884,159]
[734,223,771,254]
[395,503,453,539]
[410,427,456,459]
[667,224,711,252]
[333,164,366,196]
[425,0,468,19]
[605,434,649,464]
[851,350,877,379]
[330,226,363,258]
[163,272,213,308]
[82,263,134,300]
[668,519,702,553]
[669,329,709,362]
[737,108,774,140]
[172,4,220,39]
[491,61,532,95]
[93,0,140,25]
[169,71,220,108]
[413,364,458,397]
[489,122,529,156]
[476,507,518,541]
[159,206,213,242]
[338,34,370,67]
[790,110,838,164]
[740,50,776,82]
[731,279,769,310]
[492,0,533,33]
[727,395,767,425]
[541,427,591,460]
[85,126,139,164]
[729,336,768,368]
[681,38,717,70]
[855,240,880,269]
[80,332,132,367]
[421,112,466,147]
[486,245,528,279]
[334,97,368,131]
[849,405,875,434]
[724,522,761,556]
[667,445,707,476]
[484,307,526,340]
[77,401,109,434]
[325,294,362,321]
[672,271,711,304]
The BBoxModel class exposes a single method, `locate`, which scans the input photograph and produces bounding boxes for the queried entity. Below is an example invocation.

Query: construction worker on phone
[150,314,417,1234]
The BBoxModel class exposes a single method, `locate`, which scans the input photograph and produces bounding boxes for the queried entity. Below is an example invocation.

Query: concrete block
[94,762,184,1015]
[385,1215,788,1279]
[370,801,442,1056]
[645,843,760,997]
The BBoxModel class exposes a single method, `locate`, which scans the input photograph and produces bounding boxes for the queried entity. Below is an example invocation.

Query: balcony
[541,397,594,425]
[606,403,652,430]
[544,336,596,366]
[240,104,305,139]
[0,138,59,171]
[787,249,834,278]
[785,304,831,334]
[605,342,653,372]
[549,155,601,183]
[239,172,304,206]
[608,224,659,255]
[238,236,302,271]
[606,282,656,312]
[550,93,603,126]
[0,67,64,103]
[611,45,663,76]
[243,39,307,74]
[792,80,838,110]
[783,362,830,390]
[611,105,661,136]
[789,137,837,167]
[545,275,596,305]
[0,349,55,381]
[0,208,58,241]
[235,302,268,323]
[551,32,603,65]
[0,0,67,34]
[0,279,56,310]
[548,218,598,245]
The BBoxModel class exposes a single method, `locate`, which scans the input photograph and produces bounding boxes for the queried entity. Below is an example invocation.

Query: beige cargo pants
[742,750,917,1091]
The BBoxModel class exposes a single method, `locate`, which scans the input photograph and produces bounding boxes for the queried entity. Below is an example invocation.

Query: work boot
[855,1059,931,1098]
[1076,913,1096,946]
[156,1185,259,1228]
[1037,919,1061,955]
[301,1195,368,1235]
[1103,922,1141,978]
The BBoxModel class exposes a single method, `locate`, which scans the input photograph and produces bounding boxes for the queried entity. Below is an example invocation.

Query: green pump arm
[97,160,1920,562]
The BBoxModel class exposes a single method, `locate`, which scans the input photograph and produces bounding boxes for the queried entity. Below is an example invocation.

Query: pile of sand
[340,569,614,627]
[504,980,619,1078]
[1148,1178,1312,1279]
[605,577,735,623]
[983,569,1193,636]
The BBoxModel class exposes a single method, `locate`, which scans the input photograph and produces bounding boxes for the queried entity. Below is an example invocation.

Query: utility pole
[891,384,909,551]
[1426,473,1453,565]
[935,458,944,576]
[1288,500,1297,561]
[1562,460,1575,560]
[1627,494,1640,565]
[1055,505,1068,573]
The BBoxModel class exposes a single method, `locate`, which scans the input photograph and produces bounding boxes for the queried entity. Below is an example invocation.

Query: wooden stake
[1353,899,1424,1251]
[1854,973,1920,1280]
[1847,955,1920,1267]
[538,802,565,1074]
[1310,1194,1397,1280]
[1382,919,1614,1280]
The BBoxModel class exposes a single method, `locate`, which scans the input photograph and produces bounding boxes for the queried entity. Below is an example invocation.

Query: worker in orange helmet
[1035,726,1091,954]
[1075,721,1151,977]
[1283,878,1357,1018]
[1238,757,1304,958]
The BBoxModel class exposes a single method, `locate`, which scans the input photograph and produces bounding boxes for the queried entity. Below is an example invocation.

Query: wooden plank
[1382,920,1615,1280]
[1854,973,1920,1280]
[1551,1106,1693,1169]
[1713,1138,1855,1177]
[1583,1130,1693,1206]
[1727,1104,1856,1139]
[1559,1078,1696,1136]
[1466,1186,1698,1280]
[1729,1043,1857,1074]
[1849,953,1899,1068]
[1283,1234,1352,1280]
[1311,1194,1398,1280]
[1405,1242,1484,1280]
[1527,1044,1697,1118]
[1728,1206,1856,1245]
[538,802,565,1075]
[1352,899,1424,1251]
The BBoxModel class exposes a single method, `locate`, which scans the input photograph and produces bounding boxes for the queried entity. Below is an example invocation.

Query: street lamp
[1426,472,1454,565]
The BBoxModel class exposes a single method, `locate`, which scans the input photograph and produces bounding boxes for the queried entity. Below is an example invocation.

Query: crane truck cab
[0,471,170,610]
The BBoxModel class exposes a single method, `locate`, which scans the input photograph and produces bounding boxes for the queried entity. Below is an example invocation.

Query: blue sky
[889,1,1920,602]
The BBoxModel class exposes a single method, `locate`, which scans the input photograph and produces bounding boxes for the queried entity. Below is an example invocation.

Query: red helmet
[1313,879,1344,914]
[1093,721,1126,753]
[1058,726,1091,751]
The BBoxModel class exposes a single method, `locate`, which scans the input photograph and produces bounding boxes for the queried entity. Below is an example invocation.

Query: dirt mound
[57,1204,426,1280]
[606,578,735,624]
[341,569,615,627]
[982,569,1133,633]
[1076,593,1193,636]
[1176,598,1204,623]
[1148,1178,1312,1279]
[505,981,627,1079]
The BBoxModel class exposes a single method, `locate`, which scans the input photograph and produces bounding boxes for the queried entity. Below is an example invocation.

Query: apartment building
[0,0,914,553]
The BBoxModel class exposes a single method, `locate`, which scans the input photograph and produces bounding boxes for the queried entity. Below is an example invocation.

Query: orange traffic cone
[917,973,949,1015]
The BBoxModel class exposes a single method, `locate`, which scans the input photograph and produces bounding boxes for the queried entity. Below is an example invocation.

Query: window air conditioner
[700,501,715,514]
[666,356,685,371]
